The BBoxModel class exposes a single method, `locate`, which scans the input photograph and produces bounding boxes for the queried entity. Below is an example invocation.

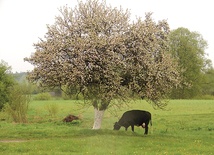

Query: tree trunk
[92,108,105,129]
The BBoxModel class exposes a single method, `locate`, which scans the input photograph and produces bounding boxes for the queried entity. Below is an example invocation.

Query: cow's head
[113,122,121,130]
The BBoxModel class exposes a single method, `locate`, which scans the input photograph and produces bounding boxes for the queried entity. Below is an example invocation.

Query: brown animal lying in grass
[63,114,79,122]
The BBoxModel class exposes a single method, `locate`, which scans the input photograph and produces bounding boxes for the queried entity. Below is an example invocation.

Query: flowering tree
[25,0,181,129]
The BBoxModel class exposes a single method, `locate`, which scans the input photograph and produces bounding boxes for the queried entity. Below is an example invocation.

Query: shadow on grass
[73,128,148,138]
[54,121,150,138]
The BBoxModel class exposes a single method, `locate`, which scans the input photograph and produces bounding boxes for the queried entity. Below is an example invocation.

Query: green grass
[0,100,213,154]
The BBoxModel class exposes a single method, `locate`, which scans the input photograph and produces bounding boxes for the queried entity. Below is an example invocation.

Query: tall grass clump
[3,84,31,123]
[45,103,59,117]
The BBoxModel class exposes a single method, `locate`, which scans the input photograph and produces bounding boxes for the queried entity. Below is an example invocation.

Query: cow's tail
[150,113,152,125]
[149,116,153,134]
[150,119,152,126]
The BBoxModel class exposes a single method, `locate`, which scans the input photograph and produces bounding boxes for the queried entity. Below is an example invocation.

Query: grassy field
[0,100,213,155]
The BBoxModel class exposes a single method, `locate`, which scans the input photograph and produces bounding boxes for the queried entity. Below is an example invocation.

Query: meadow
[0,100,213,155]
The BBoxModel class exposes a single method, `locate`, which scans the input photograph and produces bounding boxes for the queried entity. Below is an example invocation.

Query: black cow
[113,110,152,135]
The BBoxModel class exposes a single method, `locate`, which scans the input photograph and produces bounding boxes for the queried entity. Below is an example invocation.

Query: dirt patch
[0,140,28,143]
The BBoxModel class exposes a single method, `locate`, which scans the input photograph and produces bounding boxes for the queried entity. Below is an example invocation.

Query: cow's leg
[144,125,148,134]
[131,125,134,132]
[124,124,129,131]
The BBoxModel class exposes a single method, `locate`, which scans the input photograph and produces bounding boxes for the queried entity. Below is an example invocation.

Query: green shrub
[3,84,30,123]
[34,92,52,100]
[0,61,15,110]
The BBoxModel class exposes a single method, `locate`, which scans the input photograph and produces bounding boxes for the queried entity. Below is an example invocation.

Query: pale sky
[0,0,213,72]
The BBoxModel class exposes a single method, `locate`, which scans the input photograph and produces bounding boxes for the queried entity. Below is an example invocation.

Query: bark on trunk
[92,108,105,129]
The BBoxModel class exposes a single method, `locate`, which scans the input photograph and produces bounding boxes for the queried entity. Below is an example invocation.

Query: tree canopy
[0,61,15,110]
[25,0,181,109]
[202,68,214,96]
[169,27,210,98]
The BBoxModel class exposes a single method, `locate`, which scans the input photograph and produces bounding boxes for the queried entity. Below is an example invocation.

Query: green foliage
[33,92,52,100]
[202,68,214,95]
[169,27,210,99]
[0,100,213,154]
[3,84,30,123]
[0,61,15,110]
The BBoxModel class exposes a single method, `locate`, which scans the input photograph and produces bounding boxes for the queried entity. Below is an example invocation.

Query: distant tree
[169,27,210,98]
[0,61,15,110]
[13,72,27,82]
[202,68,214,96]
[25,0,181,129]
